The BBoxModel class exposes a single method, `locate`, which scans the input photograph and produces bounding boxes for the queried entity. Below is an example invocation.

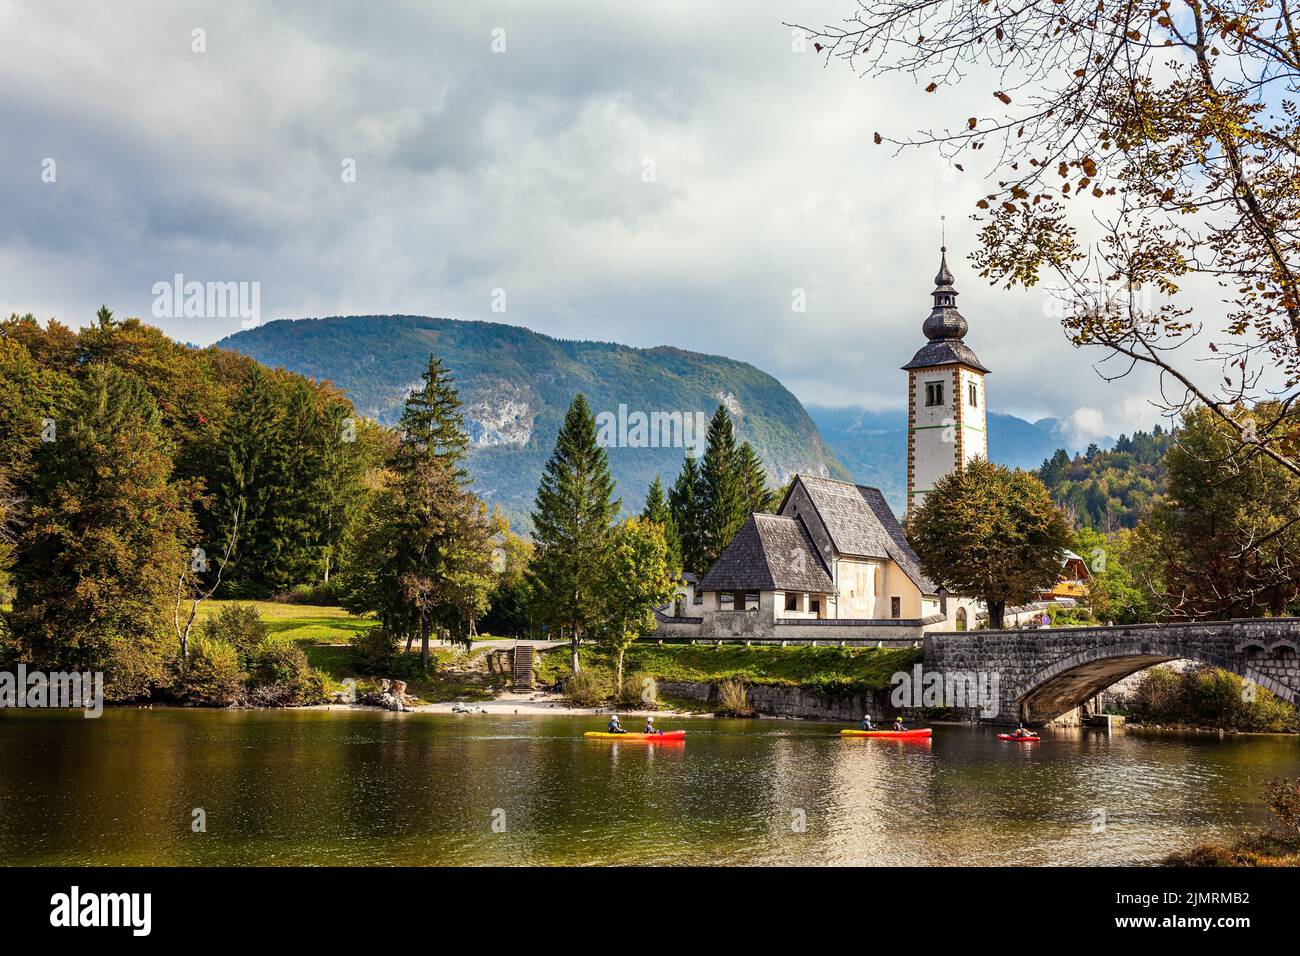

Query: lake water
[1,709,1296,865]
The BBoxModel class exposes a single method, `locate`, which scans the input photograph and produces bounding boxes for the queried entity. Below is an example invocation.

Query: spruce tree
[213,365,279,595]
[264,376,325,591]
[348,356,492,669]
[530,393,620,675]
[9,365,193,698]
[669,453,704,575]
[737,441,776,514]
[697,406,749,571]
[640,475,683,576]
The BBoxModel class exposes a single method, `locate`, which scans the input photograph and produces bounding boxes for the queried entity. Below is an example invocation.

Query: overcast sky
[1,0,1194,444]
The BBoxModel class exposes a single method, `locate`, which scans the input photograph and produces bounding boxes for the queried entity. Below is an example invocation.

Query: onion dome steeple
[902,245,989,373]
[922,246,969,341]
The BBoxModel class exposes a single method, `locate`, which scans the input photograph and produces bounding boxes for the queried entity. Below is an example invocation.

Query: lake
[1,709,1296,865]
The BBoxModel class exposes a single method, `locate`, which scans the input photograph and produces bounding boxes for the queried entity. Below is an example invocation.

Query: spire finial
[940,214,946,254]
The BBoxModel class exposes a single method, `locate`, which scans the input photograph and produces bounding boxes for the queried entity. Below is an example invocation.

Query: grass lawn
[536,641,922,693]
[193,600,379,693]
[193,600,501,701]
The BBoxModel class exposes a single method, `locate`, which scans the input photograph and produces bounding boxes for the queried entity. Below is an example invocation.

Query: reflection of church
[655,249,994,643]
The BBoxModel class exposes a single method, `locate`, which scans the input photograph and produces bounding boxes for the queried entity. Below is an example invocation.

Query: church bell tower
[903,246,989,519]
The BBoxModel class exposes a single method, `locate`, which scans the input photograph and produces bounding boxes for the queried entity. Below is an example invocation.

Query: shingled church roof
[782,474,938,596]
[697,513,834,593]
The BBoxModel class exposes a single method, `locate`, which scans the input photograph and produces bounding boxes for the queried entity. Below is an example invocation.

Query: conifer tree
[697,406,749,571]
[529,393,620,675]
[212,365,279,595]
[344,356,492,669]
[669,454,704,575]
[737,441,776,514]
[640,475,682,575]
[9,365,193,698]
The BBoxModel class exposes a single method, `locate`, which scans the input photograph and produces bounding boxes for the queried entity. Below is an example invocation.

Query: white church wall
[909,367,959,509]
[957,366,988,465]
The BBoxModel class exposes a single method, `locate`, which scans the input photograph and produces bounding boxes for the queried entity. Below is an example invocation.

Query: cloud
[1059,407,1110,449]
[0,0,1208,432]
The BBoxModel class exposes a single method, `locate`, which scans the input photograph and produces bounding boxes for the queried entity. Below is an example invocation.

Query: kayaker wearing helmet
[643,715,659,734]
[860,714,875,731]
[1014,721,1035,738]
[607,714,627,734]
[892,716,907,732]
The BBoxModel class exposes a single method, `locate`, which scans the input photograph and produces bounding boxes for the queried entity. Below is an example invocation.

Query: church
[654,248,1000,644]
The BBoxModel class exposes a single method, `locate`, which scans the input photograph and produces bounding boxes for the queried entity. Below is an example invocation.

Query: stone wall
[659,680,896,722]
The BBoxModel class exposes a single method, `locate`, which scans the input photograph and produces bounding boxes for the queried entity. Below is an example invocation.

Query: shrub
[270,583,338,605]
[351,628,398,674]
[201,604,269,668]
[174,635,245,706]
[249,642,328,706]
[716,677,754,716]
[1131,665,1297,732]
[619,670,658,707]
[1265,778,1300,838]
[565,668,614,706]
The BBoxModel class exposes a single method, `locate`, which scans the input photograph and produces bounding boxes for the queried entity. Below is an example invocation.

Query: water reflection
[0,711,1295,866]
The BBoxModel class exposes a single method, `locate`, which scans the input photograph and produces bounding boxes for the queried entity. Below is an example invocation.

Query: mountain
[807,405,1111,512]
[217,315,850,527]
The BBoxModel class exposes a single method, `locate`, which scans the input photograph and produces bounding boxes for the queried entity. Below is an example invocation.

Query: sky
[0,0,1196,444]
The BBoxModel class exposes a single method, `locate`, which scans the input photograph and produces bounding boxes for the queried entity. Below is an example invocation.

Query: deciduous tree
[909,458,1071,627]
[597,517,676,690]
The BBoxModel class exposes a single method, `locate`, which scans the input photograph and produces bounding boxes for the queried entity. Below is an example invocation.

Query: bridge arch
[1014,638,1298,725]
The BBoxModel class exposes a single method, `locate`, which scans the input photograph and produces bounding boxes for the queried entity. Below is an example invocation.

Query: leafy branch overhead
[795,0,1300,479]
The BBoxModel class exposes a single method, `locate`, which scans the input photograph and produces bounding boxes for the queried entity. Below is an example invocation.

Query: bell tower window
[925,381,944,407]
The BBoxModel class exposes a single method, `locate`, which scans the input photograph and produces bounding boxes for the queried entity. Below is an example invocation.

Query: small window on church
[784,593,797,611]
[925,381,944,407]
[968,382,978,407]
[890,596,902,618]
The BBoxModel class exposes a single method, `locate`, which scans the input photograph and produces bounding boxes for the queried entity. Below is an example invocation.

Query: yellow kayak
[584,730,686,740]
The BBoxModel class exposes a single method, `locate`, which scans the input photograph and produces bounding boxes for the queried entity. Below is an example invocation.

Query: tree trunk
[570,627,581,676]
[989,599,1006,630]
[420,618,431,672]
[616,647,626,693]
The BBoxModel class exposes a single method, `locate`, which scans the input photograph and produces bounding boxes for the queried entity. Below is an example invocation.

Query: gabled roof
[697,513,834,593]
[781,474,938,595]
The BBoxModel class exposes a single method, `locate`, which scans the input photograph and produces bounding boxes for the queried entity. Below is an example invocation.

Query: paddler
[607,713,627,734]
[643,715,659,734]
[1014,721,1035,738]
[860,714,875,731]
[892,716,907,732]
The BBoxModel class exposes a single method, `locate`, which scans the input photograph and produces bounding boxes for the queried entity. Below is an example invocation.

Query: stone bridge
[924,618,1300,726]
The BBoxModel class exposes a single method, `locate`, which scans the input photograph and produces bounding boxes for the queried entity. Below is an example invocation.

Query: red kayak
[997,734,1040,742]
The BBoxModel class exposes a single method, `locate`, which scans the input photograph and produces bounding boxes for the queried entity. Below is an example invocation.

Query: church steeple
[923,246,968,341]
[902,241,990,519]
[903,244,987,373]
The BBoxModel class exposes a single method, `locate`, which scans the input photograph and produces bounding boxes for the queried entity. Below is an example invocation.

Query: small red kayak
[997,734,1040,742]
[841,728,932,739]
